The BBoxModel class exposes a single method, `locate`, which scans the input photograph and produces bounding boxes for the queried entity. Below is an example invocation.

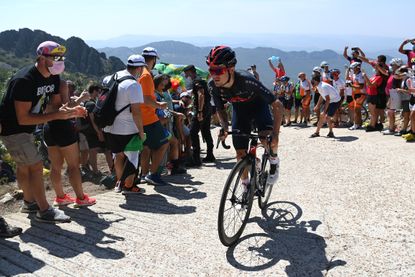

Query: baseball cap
[142,47,159,59]
[180,90,192,98]
[183,64,196,72]
[36,41,66,56]
[127,54,146,67]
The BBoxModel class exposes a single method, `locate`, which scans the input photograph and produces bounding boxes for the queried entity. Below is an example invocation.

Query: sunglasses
[209,66,227,76]
[44,55,65,61]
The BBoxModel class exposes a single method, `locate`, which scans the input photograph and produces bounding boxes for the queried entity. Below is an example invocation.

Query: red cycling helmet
[206,46,237,67]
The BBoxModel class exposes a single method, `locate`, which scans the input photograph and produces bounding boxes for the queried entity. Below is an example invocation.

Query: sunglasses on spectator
[43,55,65,61]
[209,66,227,76]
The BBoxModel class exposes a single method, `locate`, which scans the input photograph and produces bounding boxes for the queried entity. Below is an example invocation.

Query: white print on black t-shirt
[37,84,55,96]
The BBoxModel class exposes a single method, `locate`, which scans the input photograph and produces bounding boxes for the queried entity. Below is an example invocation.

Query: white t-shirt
[332,78,346,95]
[317,82,341,103]
[352,72,366,94]
[104,70,144,135]
[300,79,311,91]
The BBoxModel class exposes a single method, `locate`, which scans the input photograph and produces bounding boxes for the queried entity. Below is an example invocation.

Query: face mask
[48,61,65,75]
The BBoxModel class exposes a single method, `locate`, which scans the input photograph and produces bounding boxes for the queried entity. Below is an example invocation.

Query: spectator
[0,41,83,223]
[139,47,170,185]
[268,56,286,79]
[279,76,294,126]
[154,74,186,174]
[310,76,342,138]
[298,72,312,125]
[398,38,415,70]
[183,65,215,164]
[348,62,366,130]
[383,58,404,135]
[43,78,96,207]
[104,54,146,194]
[330,69,346,126]
[343,46,365,64]
[81,84,113,175]
[320,61,332,84]
[250,64,260,80]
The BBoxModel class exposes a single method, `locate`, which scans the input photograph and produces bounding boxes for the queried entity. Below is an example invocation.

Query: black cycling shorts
[282,97,294,110]
[376,93,387,109]
[346,96,353,104]
[294,98,302,108]
[367,95,378,105]
[231,98,274,150]
[314,93,321,106]
[44,120,79,148]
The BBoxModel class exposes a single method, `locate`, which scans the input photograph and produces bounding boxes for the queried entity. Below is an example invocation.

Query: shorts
[43,120,79,147]
[231,98,274,150]
[389,90,401,110]
[367,95,378,105]
[301,95,312,109]
[104,133,137,154]
[314,93,320,106]
[78,132,89,151]
[325,101,341,117]
[143,120,169,150]
[376,93,387,109]
[0,133,41,166]
[346,96,353,104]
[402,100,410,113]
[84,133,105,149]
[294,98,302,108]
[349,94,366,110]
[282,97,294,110]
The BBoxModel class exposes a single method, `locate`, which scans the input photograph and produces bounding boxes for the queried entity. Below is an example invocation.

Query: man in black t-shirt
[0,41,84,224]
[183,65,215,165]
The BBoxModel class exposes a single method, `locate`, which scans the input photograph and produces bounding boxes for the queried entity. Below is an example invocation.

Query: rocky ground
[1,125,414,276]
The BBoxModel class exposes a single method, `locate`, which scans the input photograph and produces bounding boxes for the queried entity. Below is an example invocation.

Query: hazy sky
[0,0,413,40]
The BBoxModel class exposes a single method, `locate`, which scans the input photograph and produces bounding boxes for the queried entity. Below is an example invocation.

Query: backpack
[93,74,136,128]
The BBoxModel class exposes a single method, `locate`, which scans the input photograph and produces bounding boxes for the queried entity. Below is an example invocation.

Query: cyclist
[207,46,283,187]
[298,72,312,125]
[330,69,346,126]
[321,61,332,84]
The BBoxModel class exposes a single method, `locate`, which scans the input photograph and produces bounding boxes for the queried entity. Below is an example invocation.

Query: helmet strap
[222,68,233,87]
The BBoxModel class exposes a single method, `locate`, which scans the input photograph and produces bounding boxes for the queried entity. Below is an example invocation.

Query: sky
[0,0,413,41]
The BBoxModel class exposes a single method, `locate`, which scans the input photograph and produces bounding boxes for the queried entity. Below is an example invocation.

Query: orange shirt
[139,67,159,126]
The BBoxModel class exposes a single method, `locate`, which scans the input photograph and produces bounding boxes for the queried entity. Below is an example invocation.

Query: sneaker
[74,194,96,208]
[395,130,409,137]
[404,133,415,141]
[310,133,320,138]
[35,207,71,223]
[366,125,377,132]
[375,123,384,131]
[114,180,123,193]
[348,124,360,130]
[327,132,335,138]
[145,173,167,186]
[0,217,22,238]
[53,194,75,206]
[202,154,216,163]
[20,201,40,213]
[121,185,146,195]
[382,129,395,135]
[267,158,280,185]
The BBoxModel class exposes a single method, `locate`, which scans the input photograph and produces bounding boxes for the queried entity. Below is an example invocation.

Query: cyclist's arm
[216,107,229,131]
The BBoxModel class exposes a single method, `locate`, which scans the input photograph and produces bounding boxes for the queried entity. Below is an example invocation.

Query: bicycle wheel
[258,155,275,210]
[218,158,256,246]
[361,106,369,123]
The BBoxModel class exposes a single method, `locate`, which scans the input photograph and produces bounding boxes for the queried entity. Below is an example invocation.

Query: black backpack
[93,74,136,128]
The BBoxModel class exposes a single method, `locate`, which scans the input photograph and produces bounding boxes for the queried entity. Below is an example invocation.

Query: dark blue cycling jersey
[208,70,276,110]
[208,70,277,150]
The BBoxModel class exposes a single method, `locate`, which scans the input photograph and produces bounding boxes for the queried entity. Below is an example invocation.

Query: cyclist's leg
[231,104,251,183]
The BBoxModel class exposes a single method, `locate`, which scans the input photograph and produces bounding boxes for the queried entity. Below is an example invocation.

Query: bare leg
[140,146,151,175]
[149,143,169,173]
[48,146,65,198]
[60,143,84,199]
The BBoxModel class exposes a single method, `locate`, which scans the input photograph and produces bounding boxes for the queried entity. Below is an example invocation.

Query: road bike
[217,131,278,246]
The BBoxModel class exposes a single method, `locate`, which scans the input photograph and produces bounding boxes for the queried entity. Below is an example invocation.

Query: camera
[351,47,358,51]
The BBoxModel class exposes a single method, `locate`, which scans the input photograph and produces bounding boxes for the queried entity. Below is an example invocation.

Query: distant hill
[0,28,125,77]
[100,41,349,87]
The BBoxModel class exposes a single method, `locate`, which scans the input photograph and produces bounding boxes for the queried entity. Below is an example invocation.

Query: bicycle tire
[258,155,274,210]
[218,158,255,246]
[361,106,369,122]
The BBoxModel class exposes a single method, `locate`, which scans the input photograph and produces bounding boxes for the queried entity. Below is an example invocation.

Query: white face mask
[48,61,65,75]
